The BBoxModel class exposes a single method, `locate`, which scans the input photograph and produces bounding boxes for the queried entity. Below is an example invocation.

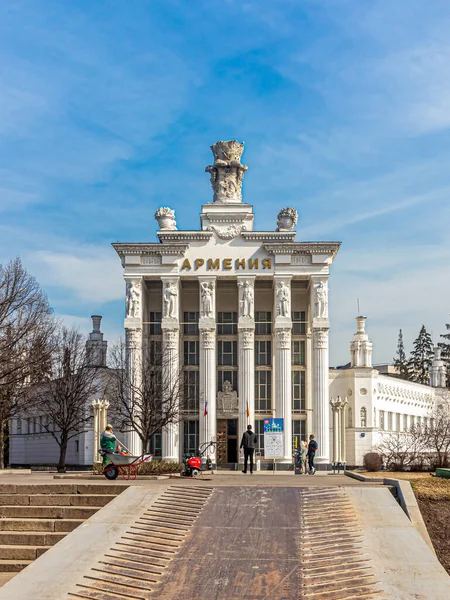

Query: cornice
[112,242,190,256]
[157,231,212,242]
[242,232,296,242]
[264,242,341,258]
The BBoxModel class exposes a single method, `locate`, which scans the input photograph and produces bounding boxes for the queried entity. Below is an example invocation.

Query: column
[198,277,217,460]
[238,277,255,459]
[340,398,348,464]
[311,276,330,467]
[329,398,339,464]
[92,400,101,463]
[124,277,144,456]
[274,276,292,461]
[161,277,180,461]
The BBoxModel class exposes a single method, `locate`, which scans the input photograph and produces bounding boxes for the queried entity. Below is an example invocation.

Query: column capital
[275,327,291,349]
[239,328,254,349]
[313,328,328,349]
[163,329,179,350]
[200,328,215,349]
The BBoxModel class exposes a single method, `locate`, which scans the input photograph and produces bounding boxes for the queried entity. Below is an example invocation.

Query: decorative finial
[276,207,298,231]
[205,140,248,203]
[155,207,177,230]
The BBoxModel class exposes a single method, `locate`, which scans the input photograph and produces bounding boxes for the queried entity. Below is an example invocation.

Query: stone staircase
[0,483,126,585]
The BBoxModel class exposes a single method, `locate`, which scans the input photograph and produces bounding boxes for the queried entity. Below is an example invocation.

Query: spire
[350,316,373,368]
[86,315,107,367]
[430,346,447,387]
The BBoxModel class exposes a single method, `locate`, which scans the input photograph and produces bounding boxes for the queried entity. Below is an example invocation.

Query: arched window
[360,406,367,428]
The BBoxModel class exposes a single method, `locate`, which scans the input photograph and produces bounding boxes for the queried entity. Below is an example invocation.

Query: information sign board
[263,418,284,459]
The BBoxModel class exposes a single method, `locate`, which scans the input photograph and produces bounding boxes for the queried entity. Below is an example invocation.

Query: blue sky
[1,0,450,365]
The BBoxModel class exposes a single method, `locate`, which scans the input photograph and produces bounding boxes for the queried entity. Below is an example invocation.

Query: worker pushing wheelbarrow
[99,424,153,480]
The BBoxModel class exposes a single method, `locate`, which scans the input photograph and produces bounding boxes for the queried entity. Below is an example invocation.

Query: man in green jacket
[100,424,120,467]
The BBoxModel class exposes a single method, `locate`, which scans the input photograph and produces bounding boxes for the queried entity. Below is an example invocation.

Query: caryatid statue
[200,281,214,317]
[163,282,178,319]
[205,140,248,203]
[277,282,290,317]
[239,281,254,318]
[126,281,140,318]
[315,281,328,319]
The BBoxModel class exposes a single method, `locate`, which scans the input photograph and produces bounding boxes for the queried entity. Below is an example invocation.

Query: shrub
[363,452,382,472]
[92,460,182,476]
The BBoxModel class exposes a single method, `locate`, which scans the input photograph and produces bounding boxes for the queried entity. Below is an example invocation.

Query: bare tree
[32,327,101,472]
[107,339,183,455]
[0,257,55,468]
[377,426,427,471]
[425,402,450,468]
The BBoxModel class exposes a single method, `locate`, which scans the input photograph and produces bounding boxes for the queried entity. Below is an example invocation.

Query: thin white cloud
[30,246,123,304]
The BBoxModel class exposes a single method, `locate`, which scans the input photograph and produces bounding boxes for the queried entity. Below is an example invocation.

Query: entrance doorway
[217,419,239,464]
[227,419,238,463]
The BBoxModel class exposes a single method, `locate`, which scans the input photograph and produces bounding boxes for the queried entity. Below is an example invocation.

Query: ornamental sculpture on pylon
[205,140,248,203]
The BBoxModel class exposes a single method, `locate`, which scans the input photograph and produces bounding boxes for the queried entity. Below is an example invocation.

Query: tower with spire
[85,315,108,367]
[350,316,373,368]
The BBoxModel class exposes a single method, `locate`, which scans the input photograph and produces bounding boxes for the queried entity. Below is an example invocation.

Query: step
[0,532,66,546]
[0,545,51,560]
[0,506,101,519]
[0,484,126,496]
[0,518,83,532]
[30,494,117,507]
[0,559,32,572]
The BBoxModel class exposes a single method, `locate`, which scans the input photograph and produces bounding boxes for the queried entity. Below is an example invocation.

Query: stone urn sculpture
[276,207,298,231]
[155,207,177,230]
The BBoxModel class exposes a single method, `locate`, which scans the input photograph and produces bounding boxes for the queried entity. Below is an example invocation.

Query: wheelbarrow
[100,451,154,480]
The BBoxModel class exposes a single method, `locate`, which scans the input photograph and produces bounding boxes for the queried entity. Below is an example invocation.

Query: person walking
[307,434,318,475]
[240,424,258,474]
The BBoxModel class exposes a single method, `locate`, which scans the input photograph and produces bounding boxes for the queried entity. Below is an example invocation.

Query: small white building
[330,317,449,467]
[9,316,109,469]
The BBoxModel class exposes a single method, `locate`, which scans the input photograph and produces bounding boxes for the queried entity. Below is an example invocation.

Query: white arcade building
[8,141,449,469]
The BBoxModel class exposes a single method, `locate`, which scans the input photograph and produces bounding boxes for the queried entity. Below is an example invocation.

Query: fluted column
[161,277,180,461]
[124,277,144,455]
[125,327,144,455]
[274,276,292,461]
[199,277,217,460]
[313,329,330,464]
[92,400,101,463]
[238,277,255,459]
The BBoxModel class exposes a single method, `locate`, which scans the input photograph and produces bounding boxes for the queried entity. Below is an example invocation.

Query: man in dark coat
[240,424,258,474]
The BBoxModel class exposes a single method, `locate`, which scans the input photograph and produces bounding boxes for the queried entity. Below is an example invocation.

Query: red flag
[203,400,208,417]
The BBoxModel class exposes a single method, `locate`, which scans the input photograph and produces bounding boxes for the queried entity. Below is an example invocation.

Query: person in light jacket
[240,424,258,474]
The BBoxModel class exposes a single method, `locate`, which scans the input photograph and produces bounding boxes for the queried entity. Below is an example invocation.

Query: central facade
[113,141,340,467]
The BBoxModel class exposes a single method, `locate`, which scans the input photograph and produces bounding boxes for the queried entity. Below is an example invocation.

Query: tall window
[183,371,199,413]
[218,341,237,366]
[380,411,385,430]
[292,311,306,335]
[255,312,272,335]
[292,371,305,412]
[183,312,199,335]
[396,413,401,431]
[255,371,272,412]
[149,340,162,365]
[349,407,353,428]
[217,312,237,335]
[183,420,199,456]
[184,341,199,366]
[255,419,265,454]
[292,420,306,453]
[16,417,22,435]
[255,340,271,366]
[149,312,162,335]
[149,432,162,458]
[403,414,408,431]
[292,341,305,366]
[388,412,393,431]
